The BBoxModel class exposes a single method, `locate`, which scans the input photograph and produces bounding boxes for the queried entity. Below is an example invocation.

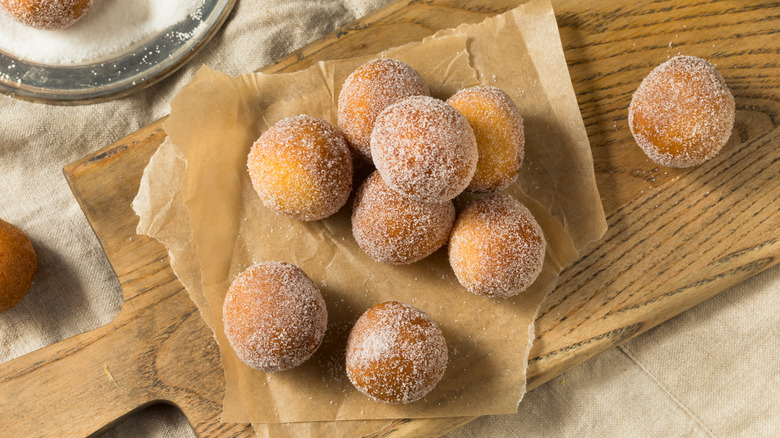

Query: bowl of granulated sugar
[0,0,236,104]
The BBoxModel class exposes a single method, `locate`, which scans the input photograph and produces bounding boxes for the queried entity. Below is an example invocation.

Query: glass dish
[0,0,237,105]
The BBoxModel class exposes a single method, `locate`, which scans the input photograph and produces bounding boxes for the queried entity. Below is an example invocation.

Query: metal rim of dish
[0,0,237,105]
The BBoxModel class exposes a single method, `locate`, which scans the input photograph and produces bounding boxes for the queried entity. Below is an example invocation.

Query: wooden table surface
[0,0,777,437]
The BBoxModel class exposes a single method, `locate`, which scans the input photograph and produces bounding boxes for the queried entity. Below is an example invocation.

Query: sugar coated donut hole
[0,218,36,314]
[352,172,455,265]
[346,301,448,404]
[0,0,92,29]
[449,194,545,299]
[222,262,327,373]
[247,115,353,221]
[371,95,478,203]
[338,58,430,162]
[629,55,735,168]
[447,86,525,193]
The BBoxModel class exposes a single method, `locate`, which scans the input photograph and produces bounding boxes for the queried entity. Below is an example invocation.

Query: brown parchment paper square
[134,0,606,428]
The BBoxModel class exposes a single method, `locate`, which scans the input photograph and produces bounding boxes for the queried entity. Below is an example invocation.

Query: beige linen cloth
[0,1,776,437]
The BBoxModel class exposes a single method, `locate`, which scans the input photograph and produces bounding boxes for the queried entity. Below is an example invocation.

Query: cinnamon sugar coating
[346,301,448,404]
[222,262,328,373]
[0,0,92,30]
[0,218,36,313]
[449,194,545,299]
[629,55,735,168]
[338,58,430,162]
[447,86,525,192]
[247,115,353,221]
[371,95,478,203]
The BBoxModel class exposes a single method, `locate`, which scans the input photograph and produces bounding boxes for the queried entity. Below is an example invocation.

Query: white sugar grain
[338,58,430,161]
[449,194,546,299]
[351,172,455,265]
[371,95,478,203]
[222,262,328,373]
[628,55,735,168]
[346,301,448,404]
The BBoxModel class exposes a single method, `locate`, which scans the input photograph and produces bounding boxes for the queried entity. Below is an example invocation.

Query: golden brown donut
[352,172,455,265]
[0,0,92,30]
[0,218,36,313]
[447,86,525,192]
[371,95,478,203]
[247,115,353,221]
[338,58,430,162]
[346,301,447,404]
[222,261,328,373]
[629,55,735,168]
[449,194,545,299]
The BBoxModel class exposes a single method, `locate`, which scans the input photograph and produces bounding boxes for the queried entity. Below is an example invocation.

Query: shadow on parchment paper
[306,281,366,394]
[552,12,622,230]
[505,11,600,377]
[0,237,121,362]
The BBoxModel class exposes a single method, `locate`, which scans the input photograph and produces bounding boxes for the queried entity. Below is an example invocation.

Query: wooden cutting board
[1,0,777,436]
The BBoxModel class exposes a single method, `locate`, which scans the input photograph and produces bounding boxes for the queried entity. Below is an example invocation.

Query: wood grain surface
[0,0,777,437]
